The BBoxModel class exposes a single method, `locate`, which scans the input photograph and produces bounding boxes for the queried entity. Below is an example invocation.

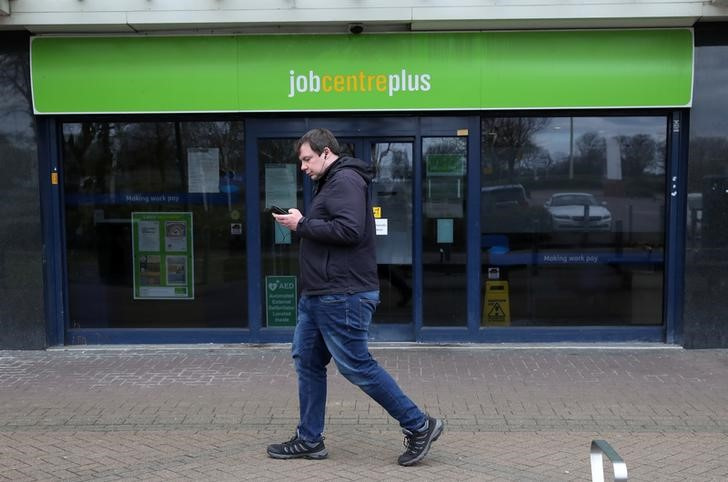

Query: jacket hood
[323,156,374,184]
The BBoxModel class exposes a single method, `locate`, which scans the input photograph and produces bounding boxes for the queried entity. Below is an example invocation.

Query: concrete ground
[1,344,727,481]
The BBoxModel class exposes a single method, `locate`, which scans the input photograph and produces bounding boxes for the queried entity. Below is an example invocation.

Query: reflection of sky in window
[691,46,728,138]
[532,116,666,160]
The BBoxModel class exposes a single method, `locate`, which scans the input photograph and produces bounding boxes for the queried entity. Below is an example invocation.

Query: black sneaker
[397,415,444,466]
[267,434,328,460]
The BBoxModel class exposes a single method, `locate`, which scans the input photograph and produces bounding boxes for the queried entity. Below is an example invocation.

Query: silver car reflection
[544,193,612,231]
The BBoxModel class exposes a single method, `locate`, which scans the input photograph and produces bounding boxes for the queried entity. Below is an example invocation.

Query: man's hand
[272,208,303,231]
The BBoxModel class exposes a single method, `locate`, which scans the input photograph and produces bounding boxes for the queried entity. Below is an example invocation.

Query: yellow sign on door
[483,280,511,326]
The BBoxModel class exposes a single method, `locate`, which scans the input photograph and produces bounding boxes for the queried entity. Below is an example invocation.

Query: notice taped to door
[482,280,510,326]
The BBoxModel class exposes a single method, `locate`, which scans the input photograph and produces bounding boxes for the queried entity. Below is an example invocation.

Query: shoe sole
[399,419,444,466]
[267,448,328,460]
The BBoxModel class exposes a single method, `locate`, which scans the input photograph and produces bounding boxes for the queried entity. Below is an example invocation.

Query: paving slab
[1,346,727,480]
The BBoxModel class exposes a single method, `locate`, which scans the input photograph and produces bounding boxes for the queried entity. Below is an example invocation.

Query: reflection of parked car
[481,184,549,234]
[544,192,612,231]
[481,184,528,209]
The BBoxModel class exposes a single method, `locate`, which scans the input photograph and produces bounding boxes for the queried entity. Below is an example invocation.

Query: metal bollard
[590,439,628,482]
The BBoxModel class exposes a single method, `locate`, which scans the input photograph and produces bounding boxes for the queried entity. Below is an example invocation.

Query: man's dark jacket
[296,156,379,295]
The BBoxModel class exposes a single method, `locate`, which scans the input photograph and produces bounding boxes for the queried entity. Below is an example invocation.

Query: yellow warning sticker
[483,280,511,326]
[372,206,382,218]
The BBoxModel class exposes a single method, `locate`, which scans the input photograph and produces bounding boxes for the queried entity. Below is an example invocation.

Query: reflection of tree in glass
[521,146,553,178]
[617,133,657,177]
[120,123,176,191]
[0,37,39,189]
[259,139,297,166]
[64,123,122,193]
[0,43,32,124]
[482,118,549,182]
[423,137,466,157]
[373,143,411,182]
[575,131,606,176]
[64,121,247,196]
[182,121,245,174]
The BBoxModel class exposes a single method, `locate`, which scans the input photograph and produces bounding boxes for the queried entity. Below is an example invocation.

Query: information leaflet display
[132,212,194,300]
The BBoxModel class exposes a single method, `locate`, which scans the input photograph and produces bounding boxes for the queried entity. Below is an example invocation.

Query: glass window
[63,120,247,328]
[422,137,467,326]
[481,116,667,326]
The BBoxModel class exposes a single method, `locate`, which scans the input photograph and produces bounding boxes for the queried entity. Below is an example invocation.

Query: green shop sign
[31,29,693,114]
[131,212,194,300]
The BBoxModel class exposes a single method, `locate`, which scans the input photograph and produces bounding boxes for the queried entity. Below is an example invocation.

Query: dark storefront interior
[59,113,667,340]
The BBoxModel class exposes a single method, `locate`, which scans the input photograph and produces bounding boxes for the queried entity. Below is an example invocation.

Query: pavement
[1,344,727,481]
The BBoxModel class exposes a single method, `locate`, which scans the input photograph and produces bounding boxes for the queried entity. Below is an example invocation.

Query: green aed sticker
[266,276,297,327]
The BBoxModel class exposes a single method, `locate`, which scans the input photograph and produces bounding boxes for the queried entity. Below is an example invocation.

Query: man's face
[299,142,328,180]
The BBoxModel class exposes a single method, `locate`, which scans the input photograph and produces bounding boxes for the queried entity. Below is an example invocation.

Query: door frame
[247,115,479,342]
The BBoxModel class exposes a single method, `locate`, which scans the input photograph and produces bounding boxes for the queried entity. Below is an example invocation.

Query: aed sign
[30,29,693,114]
[265,276,297,327]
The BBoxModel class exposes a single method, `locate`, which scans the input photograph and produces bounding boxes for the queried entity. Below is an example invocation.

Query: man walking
[269,128,443,466]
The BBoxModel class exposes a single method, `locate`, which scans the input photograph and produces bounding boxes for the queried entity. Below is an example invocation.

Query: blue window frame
[43,112,682,345]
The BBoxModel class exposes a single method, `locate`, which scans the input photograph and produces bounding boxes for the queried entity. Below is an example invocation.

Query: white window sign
[187,147,220,193]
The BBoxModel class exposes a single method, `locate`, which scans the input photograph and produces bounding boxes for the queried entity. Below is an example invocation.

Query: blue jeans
[292,290,426,443]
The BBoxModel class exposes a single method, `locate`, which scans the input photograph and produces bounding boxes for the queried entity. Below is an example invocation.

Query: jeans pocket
[350,293,379,331]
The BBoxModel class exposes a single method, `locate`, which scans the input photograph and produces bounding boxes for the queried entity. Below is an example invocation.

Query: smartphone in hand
[269,205,289,215]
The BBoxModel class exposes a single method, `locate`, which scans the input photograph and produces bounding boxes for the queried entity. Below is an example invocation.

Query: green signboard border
[31,29,693,114]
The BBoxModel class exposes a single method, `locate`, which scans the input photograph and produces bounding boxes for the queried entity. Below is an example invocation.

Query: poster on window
[132,212,194,300]
[187,147,220,193]
[165,221,187,251]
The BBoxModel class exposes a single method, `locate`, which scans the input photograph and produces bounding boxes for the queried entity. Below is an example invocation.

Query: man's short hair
[295,128,341,156]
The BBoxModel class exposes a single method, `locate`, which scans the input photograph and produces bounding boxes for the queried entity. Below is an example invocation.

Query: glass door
[256,135,416,339]
[251,116,474,343]
[369,140,414,331]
